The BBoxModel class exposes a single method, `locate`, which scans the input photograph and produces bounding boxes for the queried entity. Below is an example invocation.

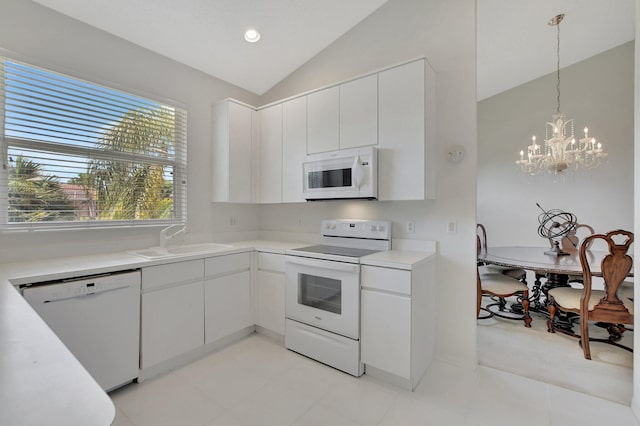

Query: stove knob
[370,225,376,231]
[378,225,385,232]
[330,224,336,229]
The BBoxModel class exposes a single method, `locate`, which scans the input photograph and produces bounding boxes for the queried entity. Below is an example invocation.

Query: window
[0,57,187,229]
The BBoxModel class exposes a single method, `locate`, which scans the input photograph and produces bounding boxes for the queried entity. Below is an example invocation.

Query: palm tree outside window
[0,58,187,229]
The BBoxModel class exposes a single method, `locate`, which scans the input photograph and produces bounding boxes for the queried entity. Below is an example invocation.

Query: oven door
[285,255,360,339]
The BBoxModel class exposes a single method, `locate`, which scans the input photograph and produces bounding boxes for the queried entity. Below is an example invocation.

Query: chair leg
[521,290,531,328]
[580,314,591,360]
[547,299,556,333]
[476,271,482,319]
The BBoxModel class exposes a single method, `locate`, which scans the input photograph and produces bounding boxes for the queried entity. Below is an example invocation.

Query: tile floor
[110,333,639,426]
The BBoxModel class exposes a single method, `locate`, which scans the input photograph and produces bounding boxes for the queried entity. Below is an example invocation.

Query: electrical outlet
[447,219,457,234]
[230,217,237,226]
[406,221,415,233]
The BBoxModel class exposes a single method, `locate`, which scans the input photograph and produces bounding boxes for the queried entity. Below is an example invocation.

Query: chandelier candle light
[516,14,607,176]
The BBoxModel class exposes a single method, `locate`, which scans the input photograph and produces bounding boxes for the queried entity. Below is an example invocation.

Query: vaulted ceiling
[33,0,635,99]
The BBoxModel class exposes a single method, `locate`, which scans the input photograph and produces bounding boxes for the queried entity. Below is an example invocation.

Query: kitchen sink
[128,242,234,259]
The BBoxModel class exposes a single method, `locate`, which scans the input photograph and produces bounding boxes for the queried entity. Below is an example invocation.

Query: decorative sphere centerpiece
[536,203,577,256]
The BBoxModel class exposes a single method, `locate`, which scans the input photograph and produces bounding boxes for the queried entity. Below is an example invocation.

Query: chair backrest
[579,229,634,323]
[477,223,487,253]
[548,222,595,252]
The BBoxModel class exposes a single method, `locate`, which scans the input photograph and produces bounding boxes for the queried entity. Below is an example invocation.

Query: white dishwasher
[22,270,141,392]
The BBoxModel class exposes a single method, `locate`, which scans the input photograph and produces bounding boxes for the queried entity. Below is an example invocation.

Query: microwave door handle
[352,156,362,189]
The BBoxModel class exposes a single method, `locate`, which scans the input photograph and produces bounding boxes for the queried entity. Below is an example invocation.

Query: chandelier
[516,14,607,176]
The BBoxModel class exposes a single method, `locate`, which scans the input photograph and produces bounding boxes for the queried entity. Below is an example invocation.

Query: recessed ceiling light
[244,29,261,43]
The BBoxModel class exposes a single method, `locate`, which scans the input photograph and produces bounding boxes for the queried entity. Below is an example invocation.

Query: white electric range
[284,219,391,376]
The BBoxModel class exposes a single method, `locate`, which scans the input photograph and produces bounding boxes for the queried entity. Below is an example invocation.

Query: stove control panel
[321,219,391,240]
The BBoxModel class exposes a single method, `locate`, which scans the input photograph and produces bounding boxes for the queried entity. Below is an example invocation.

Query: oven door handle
[286,256,359,273]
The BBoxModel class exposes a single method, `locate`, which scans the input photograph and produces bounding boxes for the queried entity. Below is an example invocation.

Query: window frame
[0,56,188,231]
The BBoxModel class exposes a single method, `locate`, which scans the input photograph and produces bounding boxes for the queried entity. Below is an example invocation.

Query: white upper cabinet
[211,100,255,203]
[307,86,339,154]
[211,58,435,204]
[282,97,307,203]
[258,104,283,203]
[339,74,378,150]
[378,59,435,201]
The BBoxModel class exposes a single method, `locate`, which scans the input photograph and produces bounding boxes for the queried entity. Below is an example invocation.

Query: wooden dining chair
[476,233,532,327]
[477,267,532,327]
[537,223,595,287]
[548,223,595,253]
[477,224,527,282]
[546,229,634,359]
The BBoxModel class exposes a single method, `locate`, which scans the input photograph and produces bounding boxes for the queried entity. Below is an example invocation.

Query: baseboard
[365,365,415,390]
[138,326,256,382]
[255,325,285,344]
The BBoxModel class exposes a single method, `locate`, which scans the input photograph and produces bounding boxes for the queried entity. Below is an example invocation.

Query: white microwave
[303,147,377,200]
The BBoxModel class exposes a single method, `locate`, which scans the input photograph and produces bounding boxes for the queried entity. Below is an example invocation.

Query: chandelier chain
[556,22,561,114]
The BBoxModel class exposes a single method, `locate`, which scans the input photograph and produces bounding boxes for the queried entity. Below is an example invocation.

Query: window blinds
[0,57,187,229]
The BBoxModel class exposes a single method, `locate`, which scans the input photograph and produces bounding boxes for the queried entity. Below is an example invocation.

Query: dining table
[477,246,634,312]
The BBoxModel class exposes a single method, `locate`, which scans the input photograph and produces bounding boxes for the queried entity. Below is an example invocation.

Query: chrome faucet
[159,224,186,249]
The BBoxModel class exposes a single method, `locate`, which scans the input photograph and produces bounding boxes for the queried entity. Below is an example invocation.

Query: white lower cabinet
[204,253,253,343]
[141,259,205,369]
[205,270,252,343]
[256,253,286,335]
[140,252,254,374]
[360,259,435,390]
[361,289,411,379]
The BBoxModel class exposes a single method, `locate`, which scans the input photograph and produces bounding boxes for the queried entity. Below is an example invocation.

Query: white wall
[259,0,478,367]
[0,0,261,262]
[0,0,478,369]
[478,42,634,245]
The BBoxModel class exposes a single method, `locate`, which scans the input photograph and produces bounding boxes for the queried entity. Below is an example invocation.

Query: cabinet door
[378,60,426,201]
[307,86,339,154]
[257,270,286,335]
[205,271,252,343]
[282,97,307,203]
[211,100,253,203]
[259,104,283,203]
[361,289,411,379]
[339,74,378,150]
[141,281,205,369]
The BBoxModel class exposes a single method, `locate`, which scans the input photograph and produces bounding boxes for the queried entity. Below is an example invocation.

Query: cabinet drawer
[142,259,204,290]
[205,252,251,277]
[258,252,286,273]
[361,265,411,295]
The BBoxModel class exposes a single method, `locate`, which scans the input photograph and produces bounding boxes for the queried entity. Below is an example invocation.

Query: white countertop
[361,249,436,270]
[0,238,434,425]
[226,240,309,254]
